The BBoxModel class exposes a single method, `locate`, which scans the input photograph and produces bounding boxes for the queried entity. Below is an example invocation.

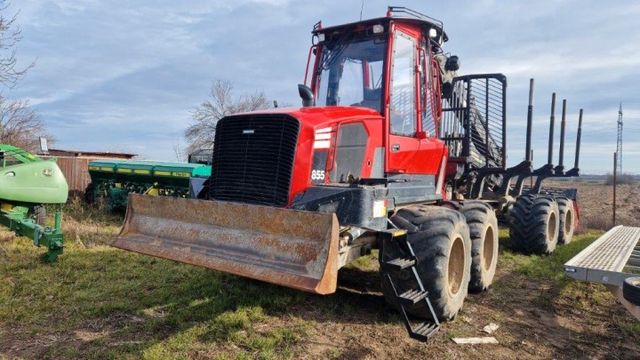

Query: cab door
[386,24,446,177]
[386,28,421,174]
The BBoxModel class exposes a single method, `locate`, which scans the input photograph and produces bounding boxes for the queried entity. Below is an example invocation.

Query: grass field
[1,200,639,359]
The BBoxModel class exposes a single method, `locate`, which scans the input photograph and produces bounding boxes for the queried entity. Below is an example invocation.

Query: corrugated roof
[44,148,137,158]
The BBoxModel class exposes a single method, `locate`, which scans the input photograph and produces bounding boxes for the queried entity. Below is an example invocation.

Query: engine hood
[234,106,384,129]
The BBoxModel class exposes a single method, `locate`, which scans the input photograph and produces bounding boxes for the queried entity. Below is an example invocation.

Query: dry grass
[1,185,639,359]
[546,181,640,228]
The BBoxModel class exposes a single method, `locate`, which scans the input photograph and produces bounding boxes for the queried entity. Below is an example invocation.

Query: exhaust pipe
[298,84,315,107]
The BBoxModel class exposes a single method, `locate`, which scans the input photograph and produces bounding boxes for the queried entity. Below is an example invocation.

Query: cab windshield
[315,35,387,113]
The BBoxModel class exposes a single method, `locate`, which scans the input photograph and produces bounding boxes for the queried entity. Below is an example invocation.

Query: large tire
[84,182,96,204]
[623,277,640,306]
[32,205,46,226]
[459,201,499,293]
[509,195,559,254]
[385,206,471,321]
[556,197,575,245]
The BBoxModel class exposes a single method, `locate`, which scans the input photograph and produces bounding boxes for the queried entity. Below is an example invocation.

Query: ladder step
[398,289,429,305]
[410,321,440,342]
[384,257,416,270]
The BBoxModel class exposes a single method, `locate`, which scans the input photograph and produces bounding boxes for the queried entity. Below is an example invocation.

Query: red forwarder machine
[115,7,584,341]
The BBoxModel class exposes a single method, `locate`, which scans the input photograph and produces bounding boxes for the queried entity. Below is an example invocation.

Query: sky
[6,0,640,174]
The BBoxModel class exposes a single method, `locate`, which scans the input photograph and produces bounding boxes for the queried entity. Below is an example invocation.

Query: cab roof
[312,6,448,44]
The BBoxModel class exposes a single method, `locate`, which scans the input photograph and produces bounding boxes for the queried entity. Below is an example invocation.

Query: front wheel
[384,206,471,321]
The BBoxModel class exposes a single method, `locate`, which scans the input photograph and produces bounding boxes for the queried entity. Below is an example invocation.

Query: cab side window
[420,46,437,137]
[389,33,416,136]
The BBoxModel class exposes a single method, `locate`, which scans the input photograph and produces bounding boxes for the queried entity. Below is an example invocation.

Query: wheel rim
[547,212,557,241]
[565,209,574,234]
[448,236,465,296]
[482,225,495,272]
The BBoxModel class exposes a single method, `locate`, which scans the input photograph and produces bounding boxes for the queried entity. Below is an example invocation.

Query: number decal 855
[311,169,325,181]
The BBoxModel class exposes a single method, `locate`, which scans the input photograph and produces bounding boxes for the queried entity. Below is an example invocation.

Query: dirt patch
[74,330,110,342]
[288,252,640,360]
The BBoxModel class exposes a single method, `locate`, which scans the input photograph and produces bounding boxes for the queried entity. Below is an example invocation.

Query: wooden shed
[41,148,136,197]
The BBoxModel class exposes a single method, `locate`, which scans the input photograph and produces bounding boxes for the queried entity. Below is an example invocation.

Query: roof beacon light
[372,24,384,34]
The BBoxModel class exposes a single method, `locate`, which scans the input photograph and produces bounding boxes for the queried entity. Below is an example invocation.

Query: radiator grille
[209,114,299,207]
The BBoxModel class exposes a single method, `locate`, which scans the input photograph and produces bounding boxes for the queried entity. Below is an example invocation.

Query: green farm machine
[85,160,211,210]
[0,144,68,262]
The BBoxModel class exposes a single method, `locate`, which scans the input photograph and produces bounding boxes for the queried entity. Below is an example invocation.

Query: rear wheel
[385,206,471,321]
[556,197,575,245]
[509,194,559,254]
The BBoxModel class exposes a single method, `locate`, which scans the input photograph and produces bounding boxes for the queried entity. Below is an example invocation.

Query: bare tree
[0,2,42,152]
[185,80,270,154]
[0,1,34,88]
[0,97,50,152]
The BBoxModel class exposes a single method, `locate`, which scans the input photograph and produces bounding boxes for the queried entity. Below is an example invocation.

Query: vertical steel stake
[613,152,617,226]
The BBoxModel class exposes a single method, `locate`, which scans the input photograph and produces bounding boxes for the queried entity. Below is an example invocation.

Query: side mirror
[298,84,315,107]
[445,55,460,71]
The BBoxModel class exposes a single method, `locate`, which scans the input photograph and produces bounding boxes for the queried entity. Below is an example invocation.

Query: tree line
[0,1,50,152]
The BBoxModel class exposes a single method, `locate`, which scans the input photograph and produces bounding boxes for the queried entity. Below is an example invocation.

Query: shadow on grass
[0,241,397,359]
[5,226,638,359]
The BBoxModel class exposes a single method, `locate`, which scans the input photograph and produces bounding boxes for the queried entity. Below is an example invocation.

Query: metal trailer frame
[564,226,640,286]
[441,77,583,207]
[564,225,640,319]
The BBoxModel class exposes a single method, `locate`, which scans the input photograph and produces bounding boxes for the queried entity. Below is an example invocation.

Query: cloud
[5,0,639,172]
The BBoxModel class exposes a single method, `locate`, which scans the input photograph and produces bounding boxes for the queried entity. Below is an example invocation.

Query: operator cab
[303,7,450,138]
[298,7,455,181]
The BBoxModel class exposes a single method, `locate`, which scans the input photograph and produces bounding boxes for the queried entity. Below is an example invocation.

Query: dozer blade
[114,194,339,294]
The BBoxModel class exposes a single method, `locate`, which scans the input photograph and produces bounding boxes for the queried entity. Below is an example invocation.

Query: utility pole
[616,103,623,175]
[613,152,617,226]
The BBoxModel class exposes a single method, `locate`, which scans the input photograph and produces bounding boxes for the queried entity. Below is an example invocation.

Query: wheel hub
[547,212,557,241]
[448,236,465,296]
[565,209,574,234]
[482,226,495,272]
